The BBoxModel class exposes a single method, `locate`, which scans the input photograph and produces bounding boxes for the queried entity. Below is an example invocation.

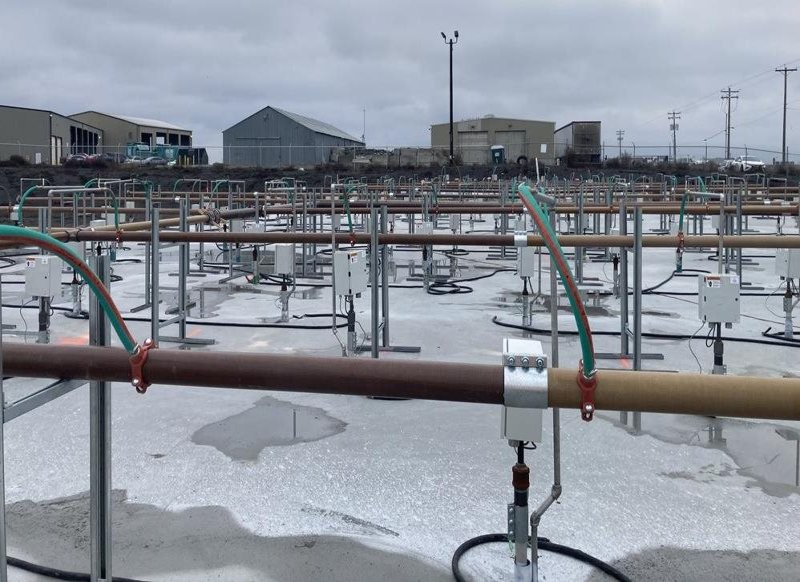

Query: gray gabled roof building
[223,106,364,168]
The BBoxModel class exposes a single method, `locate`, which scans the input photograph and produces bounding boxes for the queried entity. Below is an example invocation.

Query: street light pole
[442,30,459,164]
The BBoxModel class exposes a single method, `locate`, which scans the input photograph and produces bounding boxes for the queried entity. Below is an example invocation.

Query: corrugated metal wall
[223,108,362,168]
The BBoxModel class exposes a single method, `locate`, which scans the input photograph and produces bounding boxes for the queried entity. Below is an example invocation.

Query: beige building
[69,111,192,154]
[431,115,555,165]
[0,105,102,165]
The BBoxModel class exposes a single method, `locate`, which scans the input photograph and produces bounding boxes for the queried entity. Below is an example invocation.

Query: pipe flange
[513,234,528,247]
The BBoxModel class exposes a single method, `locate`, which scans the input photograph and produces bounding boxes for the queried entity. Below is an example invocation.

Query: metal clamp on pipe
[502,336,548,461]
[514,234,528,247]
[503,338,548,409]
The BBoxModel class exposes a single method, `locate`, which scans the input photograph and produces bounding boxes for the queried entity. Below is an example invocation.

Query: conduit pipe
[1,344,799,421]
[43,230,800,250]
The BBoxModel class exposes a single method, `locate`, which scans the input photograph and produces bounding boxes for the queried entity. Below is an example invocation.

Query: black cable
[451,533,631,582]
[427,281,473,295]
[7,555,149,582]
[122,313,348,330]
[491,316,800,349]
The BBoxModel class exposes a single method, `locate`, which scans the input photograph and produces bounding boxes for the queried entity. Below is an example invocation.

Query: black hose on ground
[451,533,632,582]
[491,316,800,348]
[7,555,148,582]
[122,313,348,330]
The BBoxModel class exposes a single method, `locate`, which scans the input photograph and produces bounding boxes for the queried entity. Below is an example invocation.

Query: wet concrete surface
[584,546,800,582]
[600,412,800,497]
[191,396,347,461]
[6,490,449,582]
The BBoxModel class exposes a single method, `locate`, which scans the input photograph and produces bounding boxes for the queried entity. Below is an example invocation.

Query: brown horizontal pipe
[548,368,800,421]
[2,344,799,420]
[5,203,798,216]
[0,344,502,405]
[48,230,800,249]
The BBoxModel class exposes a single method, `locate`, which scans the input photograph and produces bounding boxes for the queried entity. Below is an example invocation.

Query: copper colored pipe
[0,344,502,405]
[2,344,799,420]
[47,230,800,250]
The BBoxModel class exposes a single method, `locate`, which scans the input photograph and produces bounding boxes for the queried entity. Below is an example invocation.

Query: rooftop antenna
[362,107,366,144]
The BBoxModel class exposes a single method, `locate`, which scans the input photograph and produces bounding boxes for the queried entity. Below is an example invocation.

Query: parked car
[102,152,127,164]
[729,156,765,173]
[124,156,145,165]
[143,156,167,166]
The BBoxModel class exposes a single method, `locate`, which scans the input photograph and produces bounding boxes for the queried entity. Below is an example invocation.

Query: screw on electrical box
[520,357,529,367]
[506,356,515,366]
[535,357,545,370]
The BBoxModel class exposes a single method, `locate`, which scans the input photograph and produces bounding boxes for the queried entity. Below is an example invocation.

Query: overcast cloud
[3,0,800,161]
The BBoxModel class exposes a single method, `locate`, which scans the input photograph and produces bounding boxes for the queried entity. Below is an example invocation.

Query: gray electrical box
[449,214,460,232]
[698,274,740,324]
[333,249,368,296]
[775,249,800,279]
[274,244,295,275]
[25,256,62,297]
[516,246,537,278]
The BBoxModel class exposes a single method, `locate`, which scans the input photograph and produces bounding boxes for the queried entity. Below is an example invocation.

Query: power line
[776,65,797,164]
[721,87,739,158]
[616,129,625,157]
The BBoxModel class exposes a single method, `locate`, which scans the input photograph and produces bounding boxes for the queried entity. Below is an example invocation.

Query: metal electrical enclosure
[517,247,537,278]
[775,249,800,279]
[274,244,295,275]
[25,256,62,297]
[333,250,368,296]
[698,274,740,324]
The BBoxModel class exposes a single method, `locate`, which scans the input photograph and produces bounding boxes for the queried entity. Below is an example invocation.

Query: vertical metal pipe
[633,207,643,432]
[370,207,379,359]
[150,207,160,344]
[0,280,8,582]
[619,198,629,356]
[143,195,151,303]
[576,184,584,284]
[89,254,112,582]
[178,200,188,340]
[380,205,390,348]
[736,185,744,282]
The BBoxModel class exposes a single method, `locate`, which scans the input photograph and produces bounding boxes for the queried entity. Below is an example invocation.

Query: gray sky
[4,0,800,160]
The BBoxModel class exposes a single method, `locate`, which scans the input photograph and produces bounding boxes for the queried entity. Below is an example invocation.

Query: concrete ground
[0,209,798,581]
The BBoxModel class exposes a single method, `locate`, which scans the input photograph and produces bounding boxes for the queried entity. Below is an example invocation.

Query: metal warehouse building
[430,115,555,165]
[0,105,102,165]
[554,121,602,164]
[222,106,364,168]
[69,111,192,154]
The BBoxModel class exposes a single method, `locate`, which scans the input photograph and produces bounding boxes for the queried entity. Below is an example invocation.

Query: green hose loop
[0,226,136,352]
[518,184,596,375]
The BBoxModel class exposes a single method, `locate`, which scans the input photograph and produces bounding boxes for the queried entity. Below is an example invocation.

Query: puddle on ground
[191,396,347,461]
[181,282,322,318]
[493,292,613,317]
[601,412,800,497]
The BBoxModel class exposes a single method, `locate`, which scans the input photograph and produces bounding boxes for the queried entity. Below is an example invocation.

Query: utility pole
[361,106,366,145]
[776,66,797,165]
[721,87,739,159]
[616,129,625,158]
[441,31,459,164]
[668,111,681,164]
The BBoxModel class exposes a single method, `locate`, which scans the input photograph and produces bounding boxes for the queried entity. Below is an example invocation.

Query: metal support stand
[370,207,379,359]
[89,254,112,582]
[0,281,8,582]
[631,208,643,433]
[155,202,214,347]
